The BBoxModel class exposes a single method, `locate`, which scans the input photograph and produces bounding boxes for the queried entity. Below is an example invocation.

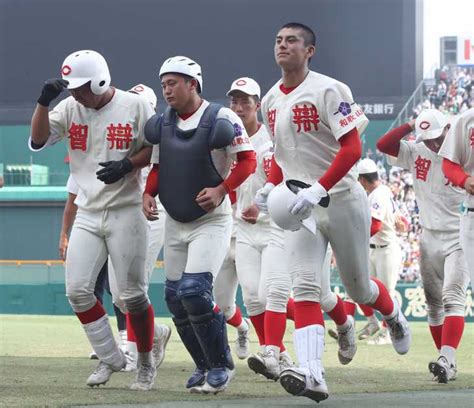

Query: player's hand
[96,158,133,184]
[196,184,227,212]
[255,183,275,213]
[464,176,474,195]
[394,214,409,233]
[289,182,327,219]
[143,193,159,221]
[59,233,69,261]
[241,203,260,224]
[37,78,69,107]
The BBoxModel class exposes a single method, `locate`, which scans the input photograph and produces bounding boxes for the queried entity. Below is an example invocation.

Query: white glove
[289,182,327,219]
[254,182,275,213]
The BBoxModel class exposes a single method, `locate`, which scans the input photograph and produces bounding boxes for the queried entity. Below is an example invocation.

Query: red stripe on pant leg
[249,312,266,346]
[226,306,243,328]
[442,316,465,349]
[126,313,136,342]
[286,298,295,321]
[344,301,356,316]
[326,296,348,326]
[76,301,106,324]
[294,301,324,329]
[429,324,443,350]
[369,278,394,316]
[128,305,155,353]
[265,311,286,349]
[358,303,375,317]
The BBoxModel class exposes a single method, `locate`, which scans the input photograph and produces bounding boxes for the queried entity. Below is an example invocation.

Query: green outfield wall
[0,264,471,322]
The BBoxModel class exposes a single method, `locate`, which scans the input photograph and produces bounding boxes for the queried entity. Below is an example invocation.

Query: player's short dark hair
[359,172,379,183]
[280,22,316,47]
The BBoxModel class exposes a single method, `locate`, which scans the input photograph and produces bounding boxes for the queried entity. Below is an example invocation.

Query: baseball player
[29,50,159,391]
[356,158,403,345]
[440,107,474,285]
[143,56,256,394]
[255,23,411,402]
[377,108,470,383]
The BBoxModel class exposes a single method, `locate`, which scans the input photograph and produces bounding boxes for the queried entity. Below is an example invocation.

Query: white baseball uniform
[29,89,154,312]
[159,101,254,281]
[388,138,469,325]
[439,108,474,284]
[367,184,402,295]
[233,125,289,316]
[262,71,375,305]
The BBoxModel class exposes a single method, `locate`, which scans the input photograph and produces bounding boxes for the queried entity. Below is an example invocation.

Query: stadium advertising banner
[359,97,406,120]
[458,36,474,66]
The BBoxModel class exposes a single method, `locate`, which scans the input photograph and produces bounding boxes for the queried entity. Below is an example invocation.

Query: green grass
[0,315,473,407]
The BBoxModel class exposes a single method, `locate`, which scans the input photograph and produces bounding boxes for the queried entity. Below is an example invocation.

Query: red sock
[226,307,243,328]
[265,311,286,349]
[294,301,324,329]
[429,324,443,350]
[442,316,465,349]
[76,300,106,324]
[128,305,155,353]
[326,296,348,326]
[359,303,375,317]
[213,304,221,313]
[249,312,266,345]
[369,278,394,316]
[126,313,137,342]
[286,298,295,321]
[344,301,356,316]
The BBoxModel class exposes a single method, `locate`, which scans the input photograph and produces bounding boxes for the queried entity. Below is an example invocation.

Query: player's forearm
[222,151,257,193]
[442,158,470,188]
[129,146,152,169]
[267,155,284,185]
[319,127,361,191]
[376,123,413,157]
[30,104,51,147]
[60,196,78,238]
[144,164,159,197]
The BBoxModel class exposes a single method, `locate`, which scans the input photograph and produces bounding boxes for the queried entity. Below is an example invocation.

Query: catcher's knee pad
[165,279,187,319]
[66,288,96,313]
[124,294,150,313]
[177,272,214,317]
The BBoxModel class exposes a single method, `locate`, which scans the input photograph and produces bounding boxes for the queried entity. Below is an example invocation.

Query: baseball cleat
[234,319,251,360]
[429,357,457,384]
[186,368,207,392]
[89,351,99,360]
[86,352,126,387]
[130,360,157,391]
[279,352,295,371]
[153,323,172,369]
[279,367,329,403]
[121,351,137,372]
[337,316,357,365]
[247,349,280,380]
[357,321,380,340]
[385,305,411,354]
[199,367,234,394]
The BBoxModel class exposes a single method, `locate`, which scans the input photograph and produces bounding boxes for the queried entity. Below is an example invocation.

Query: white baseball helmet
[159,56,203,93]
[128,84,157,110]
[357,158,378,175]
[267,180,317,234]
[61,50,111,95]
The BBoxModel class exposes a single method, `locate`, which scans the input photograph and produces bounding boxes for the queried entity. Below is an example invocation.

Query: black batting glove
[96,158,133,184]
[37,78,69,107]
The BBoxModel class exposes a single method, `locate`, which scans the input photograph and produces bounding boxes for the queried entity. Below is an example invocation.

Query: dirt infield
[74,389,474,407]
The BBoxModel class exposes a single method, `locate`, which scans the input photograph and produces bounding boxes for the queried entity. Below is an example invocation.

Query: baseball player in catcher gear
[440,107,474,285]
[30,50,159,391]
[378,108,470,383]
[255,23,411,402]
[356,158,403,345]
[143,56,257,394]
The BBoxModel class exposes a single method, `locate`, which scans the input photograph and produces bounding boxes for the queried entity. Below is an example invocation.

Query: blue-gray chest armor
[158,103,236,223]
